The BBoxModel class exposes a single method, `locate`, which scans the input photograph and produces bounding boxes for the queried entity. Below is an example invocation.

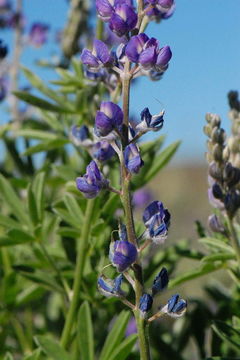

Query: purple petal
[76,177,100,198]
[109,13,128,37]
[80,49,99,67]
[96,0,114,20]
[156,46,172,67]
[139,46,157,69]
[93,39,111,64]
[95,111,114,136]
[125,33,149,62]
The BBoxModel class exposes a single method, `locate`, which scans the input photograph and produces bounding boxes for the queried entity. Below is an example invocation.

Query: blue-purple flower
[208,214,225,234]
[125,317,137,337]
[81,39,113,70]
[98,274,124,297]
[29,23,49,47]
[125,33,172,71]
[152,267,169,296]
[0,39,7,59]
[71,125,92,146]
[76,160,108,198]
[137,107,164,132]
[133,188,153,208]
[93,141,115,162]
[139,293,153,314]
[124,143,144,174]
[145,0,175,20]
[161,294,187,318]
[95,101,123,137]
[109,240,138,272]
[109,4,137,37]
[143,201,170,244]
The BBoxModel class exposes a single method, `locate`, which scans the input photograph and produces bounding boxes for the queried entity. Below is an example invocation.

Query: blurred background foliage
[0,0,239,359]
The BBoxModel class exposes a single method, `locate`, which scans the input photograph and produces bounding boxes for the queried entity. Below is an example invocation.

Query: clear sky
[1,0,240,164]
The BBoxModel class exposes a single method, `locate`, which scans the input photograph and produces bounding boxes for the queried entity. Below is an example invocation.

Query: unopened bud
[213,144,223,162]
[224,190,240,216]
[223,162,240,188]
[208,214,225,234]
[223,146,230,161]
[211,127,226,144]
[228,137,239,154]
[209,162,222,181]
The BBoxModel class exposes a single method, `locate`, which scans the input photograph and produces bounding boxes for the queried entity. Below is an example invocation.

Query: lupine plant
[1,0,240,359]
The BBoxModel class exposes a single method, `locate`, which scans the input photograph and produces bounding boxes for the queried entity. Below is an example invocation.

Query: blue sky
[1,0,240,164]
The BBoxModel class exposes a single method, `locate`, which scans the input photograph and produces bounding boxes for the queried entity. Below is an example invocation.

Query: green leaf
[32,172,46,222]
[15,129,58,141]
[22,349,42,360]
[202,253,236,263]
[212,321,240,352]
[17,269,64,293]
[3,353,14,360]
[169,262,224,289]
[0,229,35,246]
[108,334,137,360]
[28,184,39,226]
[100,311,131,360]
[0,174,30,226]
[140,135,165,156]
[77,301,94,360]
[92,219,105,236]
[35,335,73,360]
[22,138,70,156]
[63,194,84,225]
[13,91,74,113]
[205,357,240,360]
[199,237,234,253]
[53,205,82,229]
[0,214,23,230]
[40,110,64,131]
[142,141,181,185]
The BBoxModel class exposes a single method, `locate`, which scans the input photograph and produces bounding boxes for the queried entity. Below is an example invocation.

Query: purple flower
[125,317,137,337]
[96,0,116,22]
[0,0,11,9]
[152,267,169,296]
[124,143,144,174]
[80,39,112,70]
[0,76,8,102]
[145,0,175,20]
[93,141,115,162]
[143,201,170,244]
[76,160,108,198]
[139,293,153,313]
[29,23,49,47]
[95,101,123,137]
[109,4,137,37]
[133,188,153,208]
[208,214,225,234]
[71,125,92,146]
[0,39,7,58]
[98,274,124,297]
[161,294,187,318]
[109,240,138,272]
[125,33,172,70]
[137,107,164,132]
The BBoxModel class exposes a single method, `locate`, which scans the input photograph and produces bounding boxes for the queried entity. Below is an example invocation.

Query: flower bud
[208,162,222,181]
[152,267,169,296]
[0,39,7,59]
[211,127,226,144]
[109,4,137,37]
[81,40,112,70]
[109,240,138,272]
[76,160,108,198]
[137,107,164,132]
[212,143,223,162]
[93,141,115,162]
[155,46,172,70]
[223,162,240,188]
[166,294,187,318]
[98,274,124,297]
[71,125,92,147]
[124,143,144,174]
[95,101,123,137]
[139,293,153,314]
[143,201,170,244]
[224,190,240,217]
[28,23,49,47]
[208,214,225,234]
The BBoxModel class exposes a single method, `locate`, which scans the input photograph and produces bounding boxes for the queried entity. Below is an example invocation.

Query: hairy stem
[120,50,151,360]
[60,199,95,349]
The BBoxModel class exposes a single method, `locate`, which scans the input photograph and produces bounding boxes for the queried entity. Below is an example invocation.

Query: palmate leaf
[77,301,94,360]
[35,336,73,360]
[99,311,131,360]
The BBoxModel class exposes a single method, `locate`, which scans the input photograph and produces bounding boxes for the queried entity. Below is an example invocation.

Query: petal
[139,46,157,69]
[109,13,128,37]
[96,0,114,19]
[80,48,100,67]
[93,39,111,64]
[156,45,172,67]
[95,111,114,136]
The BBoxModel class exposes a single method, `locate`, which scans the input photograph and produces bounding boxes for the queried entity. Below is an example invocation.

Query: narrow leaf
[77,301,94,360]
[35,336,73,360]
[108,334,137,360]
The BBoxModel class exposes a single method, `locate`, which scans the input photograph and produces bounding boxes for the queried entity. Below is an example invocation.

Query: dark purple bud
[125,33,149,62]
[224,190,240,216]
[139,293,153,313]
[161,294,187,318]
[0,39,7,59]
[137,107,164,131]
[109,240,138,272]
[109,4,137,37]
[208,187,224,210]
[155,46,172,69]
[93,141,115,161]
[76,160,108,198]
[29,23,49,47]
[95,101,123,137]
[81,40,112,70]
[133,188,153,208]
[223,162,240,188]
[212,183,223,200]
[208,214,225,234]
[71,125,92,146]
[119,223,128,242]
[0,76,7,102]
[209,162,222,181]
[124,143,144,174]
[152,267,169,296]
[98,274,124,297]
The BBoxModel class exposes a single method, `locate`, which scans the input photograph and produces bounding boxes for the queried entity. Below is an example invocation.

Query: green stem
[135,312,151,360]
[226,214,240,264]
[11,317,31,354]
[60,199,95,349]
[1,248,11,275]
[122,60,132,145]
